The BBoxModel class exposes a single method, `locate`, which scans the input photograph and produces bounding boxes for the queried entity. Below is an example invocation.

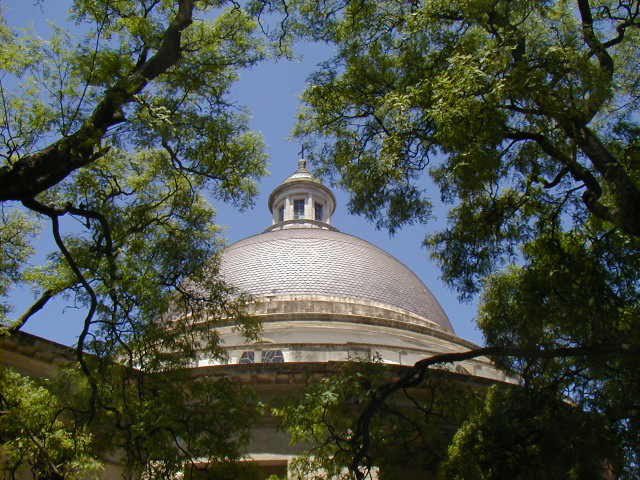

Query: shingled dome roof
[219,227,454,333]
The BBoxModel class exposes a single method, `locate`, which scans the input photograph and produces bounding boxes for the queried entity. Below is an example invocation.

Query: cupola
[266,159,336,231]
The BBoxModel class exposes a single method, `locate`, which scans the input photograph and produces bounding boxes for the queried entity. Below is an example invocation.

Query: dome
[198,159,505,382]
[219,227,454,333]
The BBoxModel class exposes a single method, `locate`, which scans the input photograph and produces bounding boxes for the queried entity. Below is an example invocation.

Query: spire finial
[297,145,308,171]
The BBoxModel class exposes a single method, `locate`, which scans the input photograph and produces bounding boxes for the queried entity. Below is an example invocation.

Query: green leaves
[294,0,640,235]
[0,210,39,325]
[474,229,640,477]
[285,0,640,477]
[0,367,103,480]
[276,361,482,479]
[1,1,269,476]
[0,361,261,480]
[0,0,269,350]
[442,385,620,480]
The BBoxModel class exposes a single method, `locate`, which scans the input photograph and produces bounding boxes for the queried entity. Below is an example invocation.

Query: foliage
[0,362,261,480]
[0,0,272,477]
[2,0,639,477]
[0,210,38,322]
[276,353,628,480]
[1,0,269,334]
[275,361,482,479]
[0,367,102,480]
[441,385,620,480]
[282,0,640,477]
[477,228,640,478]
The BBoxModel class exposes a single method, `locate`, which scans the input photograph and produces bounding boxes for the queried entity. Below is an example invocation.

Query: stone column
[284,197,291,221]
[306,193,313,219]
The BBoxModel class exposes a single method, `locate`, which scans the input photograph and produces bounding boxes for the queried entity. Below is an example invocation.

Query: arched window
[239,351,255,364]
[262,350,284,363]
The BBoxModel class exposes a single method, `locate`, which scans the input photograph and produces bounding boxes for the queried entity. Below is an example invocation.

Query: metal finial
[297,145,308,171]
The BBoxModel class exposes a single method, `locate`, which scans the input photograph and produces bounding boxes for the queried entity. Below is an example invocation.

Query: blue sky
[3,1,483,345]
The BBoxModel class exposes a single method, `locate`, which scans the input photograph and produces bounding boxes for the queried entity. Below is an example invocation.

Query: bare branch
[539,166,570,189]
[7,290,55,333]
[21,198,100,419]
[67,12,108,131]
[577,0,614,74]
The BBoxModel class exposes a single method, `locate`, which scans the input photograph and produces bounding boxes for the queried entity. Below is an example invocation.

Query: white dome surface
[219,227,454,333]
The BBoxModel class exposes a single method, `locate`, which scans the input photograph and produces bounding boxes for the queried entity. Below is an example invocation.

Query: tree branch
[575,0,617,124]
[577,0,614,75]
[7,290,55,333]
[348,343,640,479]
[0,0,196,202]
[538,166,570,189]
[575,125,640,236]
[21,198,100,419]
[506,130,617,226]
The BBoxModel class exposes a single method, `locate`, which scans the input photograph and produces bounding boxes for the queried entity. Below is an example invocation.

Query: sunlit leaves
[0,0,268,358]
[0,210,39,324]
[293,0,639,238]
[285,0,640,476]
[0,367,102,480]
[1,1,270,477]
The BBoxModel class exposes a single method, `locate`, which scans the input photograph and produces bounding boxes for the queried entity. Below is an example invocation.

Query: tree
[275,360,483,480]
[0,1,273,477]
[0,368,101,480]
[282,0,640,477]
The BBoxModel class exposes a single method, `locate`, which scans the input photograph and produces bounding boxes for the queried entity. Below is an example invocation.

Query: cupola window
[314,202,323,221]
[277,204,285,222]
[293,199,305,219]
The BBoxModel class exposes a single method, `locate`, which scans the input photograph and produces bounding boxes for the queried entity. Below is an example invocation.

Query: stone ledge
[185,360,504,388]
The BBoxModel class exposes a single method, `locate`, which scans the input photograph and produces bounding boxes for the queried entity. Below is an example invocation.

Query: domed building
[182,160,507,478]
[199,159,504,380]
[0,159,507,480]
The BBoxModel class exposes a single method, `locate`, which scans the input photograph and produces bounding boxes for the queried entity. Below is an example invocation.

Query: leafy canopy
[280,0,640,477]
[275,361,482,480]
[0,0,277,477]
